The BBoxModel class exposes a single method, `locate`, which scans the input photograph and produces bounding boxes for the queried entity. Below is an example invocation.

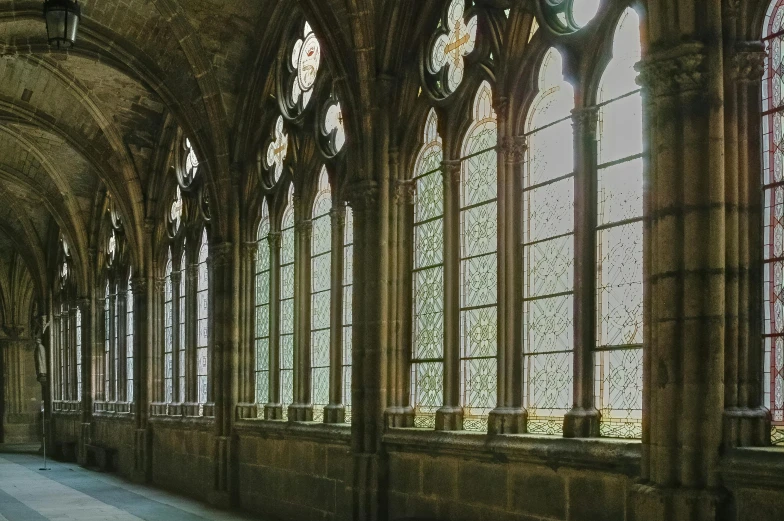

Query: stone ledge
[383,428,641,475]
[720,447,784,489]
[148,415,215,431]
[92,411,135,422]
[234,419,351,445]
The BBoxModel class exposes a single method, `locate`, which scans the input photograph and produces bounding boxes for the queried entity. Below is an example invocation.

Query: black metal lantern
[43,0,81,49]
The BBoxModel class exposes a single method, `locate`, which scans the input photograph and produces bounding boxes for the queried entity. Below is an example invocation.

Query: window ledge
[234,418,351,444]
[383,428,641,475]
[720,447,784,489]
[93,401,134,415]
[148,414,215,431]
[52,400,80,413]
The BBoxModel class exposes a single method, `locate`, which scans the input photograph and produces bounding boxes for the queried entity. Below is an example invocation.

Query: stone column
[386,179,416,427]
[289,214,314,422]
[722,38,769,448]
[236,243,259,418]
[130,276,150,480]
[0,331,42,444]
[631,12,729,516]
[436,160,464,431]
[325,206,347,424]
[489,130,528,435]
[265,232,283,420]
[185,258,199,412]
[564,106,601,438]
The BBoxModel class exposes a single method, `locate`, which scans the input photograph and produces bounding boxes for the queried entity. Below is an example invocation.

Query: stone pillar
[236,243,259,418]
[185,257,199,412]
[489,129,528,435]
[631,13,729,516]
[0,332,42,444]
[564,106,602,438]
[722,36,769,448]
[385,178,416,428]
[436,160,464,431]
[265,232,283,420]
[326,206,347,424]
[289,214,314,422]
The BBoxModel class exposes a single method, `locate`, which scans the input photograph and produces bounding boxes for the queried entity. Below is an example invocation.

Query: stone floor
[0,446,263,521]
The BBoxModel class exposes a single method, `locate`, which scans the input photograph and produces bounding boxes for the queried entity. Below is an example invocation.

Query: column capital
[295,219,313,234]
[571,106,599,139]
[210,242,234,268]
[441,160,461,185]
[77,297,91,310]
[730,42,766,85]
[500,135,528,164]
[393,179,416,206]
[347,180,379,211]
[154,278,166,292]
[130,277,147,295]
[329,206,347,227]
[267,231,282,248]
[242,242,258,262]
[636,41,707,97]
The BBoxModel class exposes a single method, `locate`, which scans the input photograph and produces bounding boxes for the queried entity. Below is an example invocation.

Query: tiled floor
[0,447,262,521]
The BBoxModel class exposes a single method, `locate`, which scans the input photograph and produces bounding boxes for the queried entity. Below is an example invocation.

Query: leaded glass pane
[76,309,82,402]
[765,0,784,444]
[280,187,295,417]
[311,170,332,421]
[523,48,575,434]
[594,9,643,439]
[343,206,354,422]
[196,230,209,406]
[290,22,321,109]
[178,250,186,403]
[127,276,134,403]
[459,82,498,431]
[412,109,444,429]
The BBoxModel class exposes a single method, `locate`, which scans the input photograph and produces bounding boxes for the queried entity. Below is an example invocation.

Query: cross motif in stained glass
[430,0,478,93]
[291,22,321,109]
[266,116,289,184]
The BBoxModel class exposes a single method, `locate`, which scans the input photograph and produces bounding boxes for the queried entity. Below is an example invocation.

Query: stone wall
[2,340,42,444]
[149,419,217,500]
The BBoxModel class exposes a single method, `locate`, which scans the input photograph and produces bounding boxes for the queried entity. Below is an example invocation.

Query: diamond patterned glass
[178,249,186,403]
[459,82,498,431]
[126,276,134,403]
[594,9,643,439]
[343,206,354,423]
[104,284,111,402]
[197,229,209,405]
[523,48,575,435]
[164,253,173,403]
[76,308,82,402]
[764,0,784,444]
[255,203,271,406]
[280,186,295,418]
[411,109,444,429]
[311,169,332,422]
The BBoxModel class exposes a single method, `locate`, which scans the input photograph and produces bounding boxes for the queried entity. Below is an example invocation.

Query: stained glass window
[429,0,478,95]
[594,8,644,439]
[266,116,289,184]
[343,205,354,423]
[311,169,332,422]
[197,229,209,406]
[76,308,82,402]
[104,283,111,401]
[280,186,296,419]
[324,102,346,154]
[61,303,68,401]
[290,22,321,110]
[126,275,134,403]
[164,251,173,403]
[183,137,199,182]
[411,109,444,429]
[763,0,784,445]
[178,248,186,403]
[256,202,271,406]
[114,285,120,400]
[523,48,575,435]
[460,82,498,431]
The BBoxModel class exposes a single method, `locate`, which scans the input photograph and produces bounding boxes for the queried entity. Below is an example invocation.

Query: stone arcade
[0,1,783,520]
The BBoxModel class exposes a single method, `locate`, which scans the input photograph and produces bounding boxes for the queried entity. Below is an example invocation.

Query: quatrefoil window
[265,116,289,183]
[539,0,601,35]
[429,0,478,95]
[170,186,183,234]
[324,101,345,154]
[290,22,321,110]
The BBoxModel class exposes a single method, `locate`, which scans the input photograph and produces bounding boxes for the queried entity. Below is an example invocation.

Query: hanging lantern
[43,0,81,49]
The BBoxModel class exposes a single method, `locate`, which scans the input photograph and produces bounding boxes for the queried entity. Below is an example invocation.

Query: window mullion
[267,231,283,419]
[326,206,346,423]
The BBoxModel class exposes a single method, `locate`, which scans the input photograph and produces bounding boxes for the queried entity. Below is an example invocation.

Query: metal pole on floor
[40,401,49,471]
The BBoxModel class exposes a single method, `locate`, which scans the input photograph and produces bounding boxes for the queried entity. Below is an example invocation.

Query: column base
[78,422,91,466]
[384,406,414,428]
[324,404,346,424]
[287,403,313,422]
[264,404,283,420]
[629,483,727,521]
[132,428,151,483]
[435,406,463,431]
[722,407,771,448]
[488,407,527,435]
[563,406,601,438]
[235,403,259,420]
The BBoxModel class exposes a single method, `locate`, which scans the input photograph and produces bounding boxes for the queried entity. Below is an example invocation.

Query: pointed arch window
[763,0,784,445]
[163,251,174,403]
[522,48,576,435]
[256,203,272,405]
[197,229,210,405]
[411,109,445,429]
[594,8,644,439]
[460,81,499,431]
[280,186,296,418]
[311,169,332,422]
